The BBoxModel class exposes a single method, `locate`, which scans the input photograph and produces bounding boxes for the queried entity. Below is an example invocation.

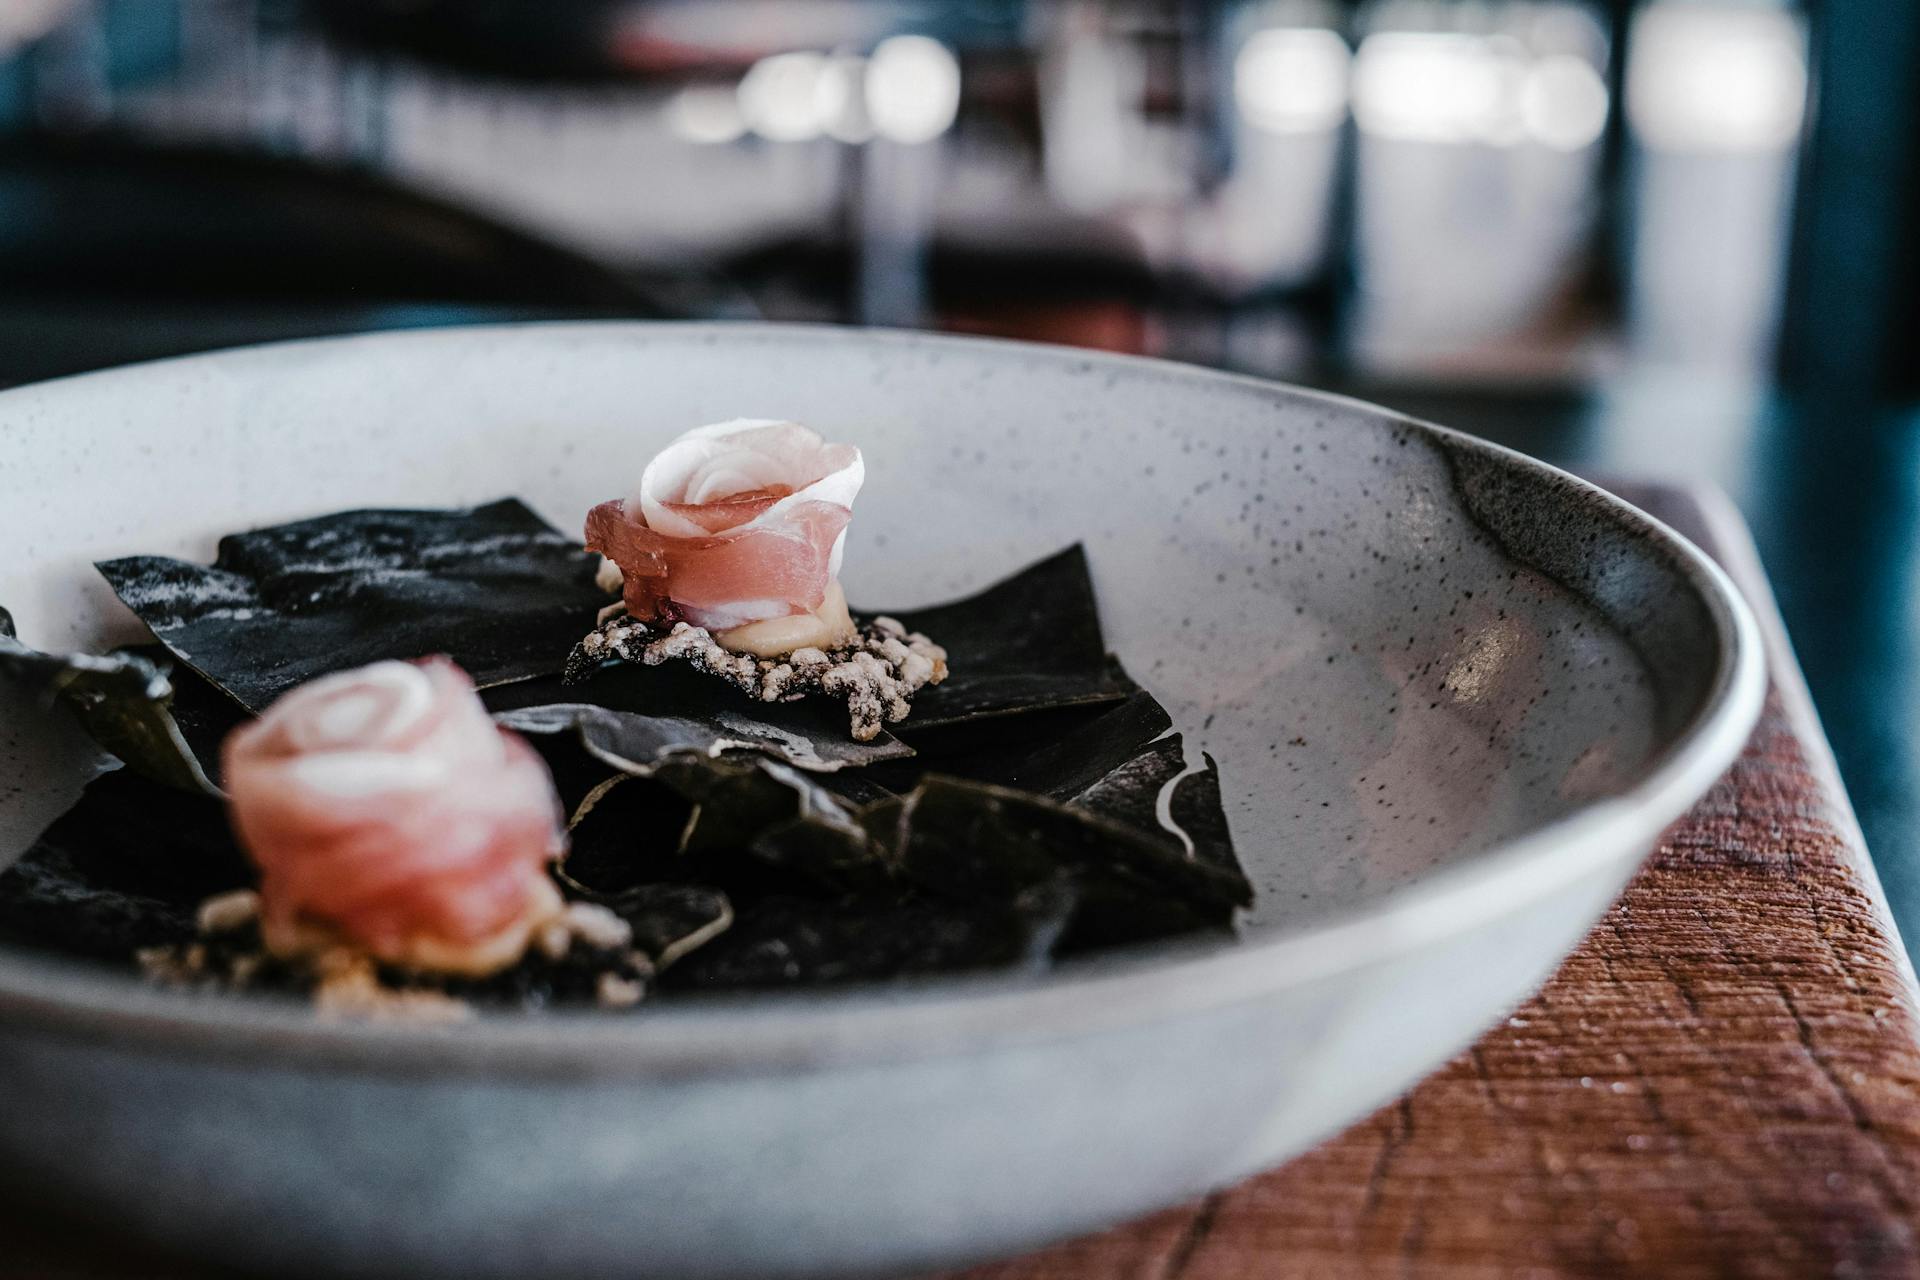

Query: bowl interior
[0,324,1722,939]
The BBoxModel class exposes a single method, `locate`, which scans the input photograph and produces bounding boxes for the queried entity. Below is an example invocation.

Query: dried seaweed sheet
[953,690,1242,877]
[139,649,250,786]
[558,760,884,903]
[0,769,250,959]
[564,748,1250,967]
[660,882,1078,991]
[0,612,220,796]
[554,773,692,897]
[873,545,1134,732]
[7,517,1254,1003]
[97,499,606,712]
[594,883,733,970]
[2,752,1245,998]
[911,688,1172,799]
[489,661,913,775]
[878,775,1252,950]
[818,689,1247,887]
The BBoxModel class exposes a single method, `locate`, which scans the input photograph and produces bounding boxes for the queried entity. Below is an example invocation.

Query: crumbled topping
[562,901,634,951]
[534,917,574,962]
[594,555,626,596]
[139,888,652,1018]
[196,888,261,935]
[568,613,949,742]
[228,953,265,986]
[136,943,206,984]
[596,972,645,1008]
[311,953,471,1023]
[532,901,634,960]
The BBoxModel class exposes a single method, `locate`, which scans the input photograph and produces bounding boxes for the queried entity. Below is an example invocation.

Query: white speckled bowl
[0,325,1762,1279]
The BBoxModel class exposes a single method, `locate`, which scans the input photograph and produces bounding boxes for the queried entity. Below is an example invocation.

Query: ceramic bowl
[0,324,1763,1279]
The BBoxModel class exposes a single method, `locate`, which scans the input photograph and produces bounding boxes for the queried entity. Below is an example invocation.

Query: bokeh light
[1234,27,1351,135]
[866,36,962,145]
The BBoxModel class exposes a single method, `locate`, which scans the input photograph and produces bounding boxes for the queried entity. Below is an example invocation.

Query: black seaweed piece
[596,883,733,970]
[3,616,1249,1003]
[917,689,1172,799]
[592,745,1247,962]
[556,773,690,896]
[557,764,883,904]
[886,775,1252,950]
[96,499,607,713]
[748,814,894,895]
[871,545,1134,732]
[1165,753,1239,879]
[808,687,1166,802]
[1046,868,1238,952]
[655,756,860,860]
[490,661,913,775]
[0,769,251,960]
[135,649,251,786]
[660,880,1078,992]
[808,768,901,809]
[520,727,636,820]
[0,617,221,796]
[1068,738,1243,880]
[600,694,1250,949]
[814,689,1246,888]
[960,691,1243,879]
[885,659,1139,761]
[654,757,888,898]
[0,754,1245,1002]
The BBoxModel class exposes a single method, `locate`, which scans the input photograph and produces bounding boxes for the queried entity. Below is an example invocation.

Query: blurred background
[1,0,1916,945]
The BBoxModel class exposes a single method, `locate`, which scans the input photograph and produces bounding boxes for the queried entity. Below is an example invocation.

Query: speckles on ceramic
[1057,408,1675,923]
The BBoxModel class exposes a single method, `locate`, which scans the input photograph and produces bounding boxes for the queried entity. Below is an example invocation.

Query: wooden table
[12,483,1920,1279]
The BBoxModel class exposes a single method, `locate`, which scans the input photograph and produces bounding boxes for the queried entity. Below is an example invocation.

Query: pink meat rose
[584,418,864,633]
[223,657,564,975]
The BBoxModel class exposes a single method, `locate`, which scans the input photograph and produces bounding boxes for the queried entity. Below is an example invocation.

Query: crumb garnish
[596,972,645,1008]
[558,901,634,952]
[594,554,625,596]
[139,889,654,1018]
[566,615,948,742]
[196,888,261,935]
[311,954,472,1023]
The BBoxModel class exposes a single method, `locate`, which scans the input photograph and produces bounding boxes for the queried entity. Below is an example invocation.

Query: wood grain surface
[9,483,1919,1279]
[946,483,1920,1280]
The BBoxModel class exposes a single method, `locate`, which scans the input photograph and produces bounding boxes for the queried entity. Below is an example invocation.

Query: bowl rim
[0,321,1767,1077]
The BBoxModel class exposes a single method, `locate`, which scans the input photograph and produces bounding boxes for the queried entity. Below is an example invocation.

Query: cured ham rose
[223,658,564,976]
[585,419,864,640]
